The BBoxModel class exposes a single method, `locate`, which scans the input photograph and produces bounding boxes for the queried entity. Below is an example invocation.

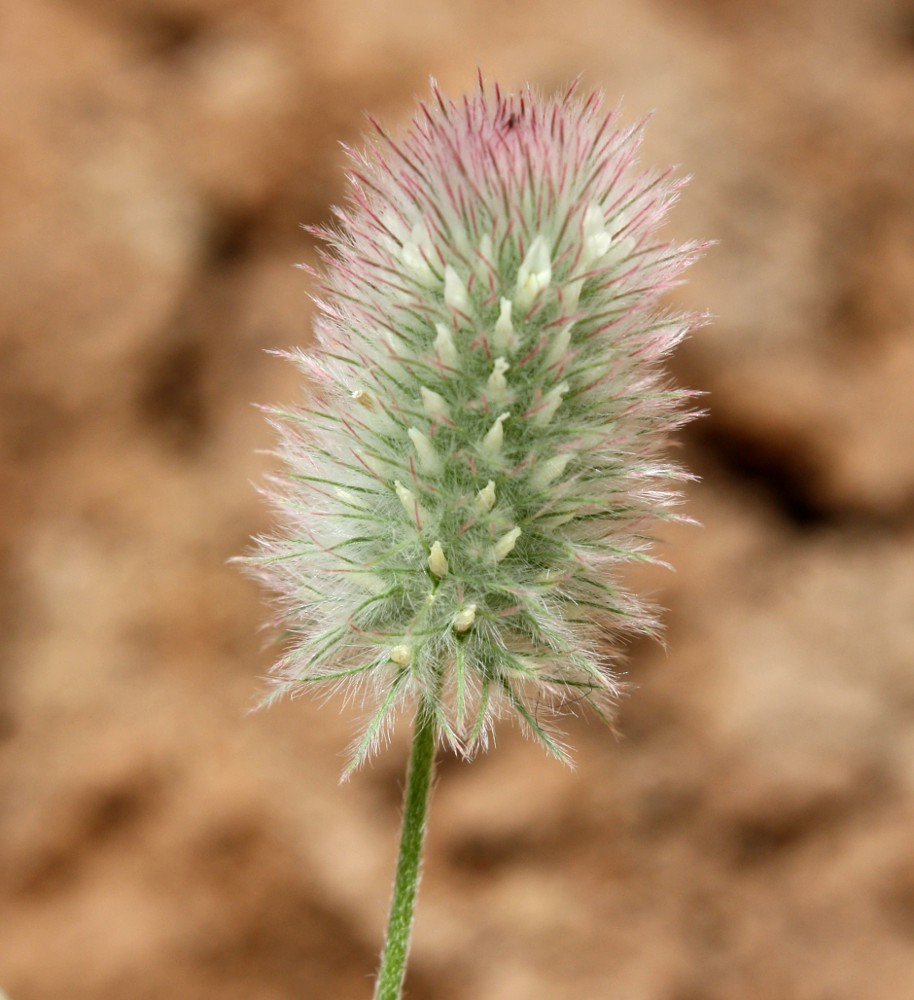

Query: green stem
[373,699,438,1000]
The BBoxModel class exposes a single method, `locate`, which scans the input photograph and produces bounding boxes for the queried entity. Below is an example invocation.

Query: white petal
[486,357,510,400]
[493,297,516,351]
[544,323,573,369]
[434,322,458,368]
[394,480,426,527]
[581,203,612,265]
[408,427,443,474]
[444,265,469,311]
[494,526,522,562]
[533,382,569,426]
[562,278,584,313]
[428,540,449,578]
[480,412,510,460]
[474,479,497,513]
[515,235,552,310]
[402,221,436,285]
[420,386,451,420]
[453,604,477,632]
[530,453,572,490]
[477,233,494,271]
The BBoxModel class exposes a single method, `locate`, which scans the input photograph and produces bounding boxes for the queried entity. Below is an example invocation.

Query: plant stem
[373,699,438,1000]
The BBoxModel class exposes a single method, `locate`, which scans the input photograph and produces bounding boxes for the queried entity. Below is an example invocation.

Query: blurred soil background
[1,0,914,998]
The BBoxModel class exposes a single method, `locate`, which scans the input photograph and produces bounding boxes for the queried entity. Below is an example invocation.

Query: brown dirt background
[2,1,914,998]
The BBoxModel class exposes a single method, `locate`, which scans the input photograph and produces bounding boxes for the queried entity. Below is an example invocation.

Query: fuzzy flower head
[249,77,705,771]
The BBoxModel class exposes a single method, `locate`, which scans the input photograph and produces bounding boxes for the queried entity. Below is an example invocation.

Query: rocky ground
[1,1,913,998]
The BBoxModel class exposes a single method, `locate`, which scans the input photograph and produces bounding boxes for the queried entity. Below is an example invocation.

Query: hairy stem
[373,698,438,1000]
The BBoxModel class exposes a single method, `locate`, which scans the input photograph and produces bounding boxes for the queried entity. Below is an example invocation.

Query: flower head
[248,77,706,771]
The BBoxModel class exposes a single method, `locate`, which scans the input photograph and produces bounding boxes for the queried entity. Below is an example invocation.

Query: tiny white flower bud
[563,278,584,313]
[394,480,426,527]
[394,480,415,512]
[544,323,574,369]
[486,357,510,400]
[480,412,510,460]
[390,644,412,666]
[434,322,458,368]
[420,386,451,421]
[493,526,522,562]
[533,382,569,426]
[581,203,612,265]
[478,233,494,270]
[530,453,572,490]
[402,246,434,286]
[428,540,449,578]
[381,209,408,243]
[407,427,443,474]
[474,479,497,513]
[452,225,470,255]
[402,221,436,285]
[336,487,365,509]
[515,235,552,311]
[351,571,386,593]
[493,297,516,350]
[616,234,637,259]
[452,604,477,633]
[444,264,469,312]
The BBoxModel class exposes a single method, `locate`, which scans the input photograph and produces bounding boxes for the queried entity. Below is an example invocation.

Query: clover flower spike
[248,76,707,772]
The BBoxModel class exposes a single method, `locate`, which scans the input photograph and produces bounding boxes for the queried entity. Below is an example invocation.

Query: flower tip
[453,604,477,633]
[428,541,449,578]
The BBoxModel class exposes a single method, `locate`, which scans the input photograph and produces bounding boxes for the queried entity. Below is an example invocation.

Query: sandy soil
[2,1,913,998]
